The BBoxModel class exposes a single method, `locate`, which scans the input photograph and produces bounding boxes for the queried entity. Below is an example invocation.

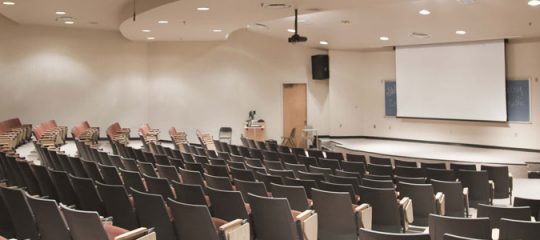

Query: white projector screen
[396,40,507,122]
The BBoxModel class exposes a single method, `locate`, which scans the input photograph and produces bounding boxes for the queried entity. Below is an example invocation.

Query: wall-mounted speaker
[311,55,329,80]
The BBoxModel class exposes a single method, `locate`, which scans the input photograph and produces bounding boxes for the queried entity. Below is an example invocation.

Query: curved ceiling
[1,0,539,49]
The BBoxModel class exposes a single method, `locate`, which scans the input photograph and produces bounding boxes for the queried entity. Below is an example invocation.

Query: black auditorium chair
[358,185,412,233]
[68,174,105,215]
[450,163,477,171]
[346,153,367,164]
[171,181,207,206]
[499,218,540,240]
[428,214,491,240]
[420,162,447,169]
[48,168,79,206]
[137,161,158,177]
[394,159,418,168]
[131,189,176,240]
[248,193,317,240]
[234,179,268,203]
[476,204,530,229]
[119,168,146,193]
[367,163,394,176]
[144,174,175,200]
[427,168,457,182]
[26,194,72,240]
[325,151,344,161]
[481,165,512,201]
[370,156,392,165]
[178,167,205,186]
[456,170,493,206]
[431,179,469,217]
[513,196,540,219]
[270,183,311,211]
[394,166,426,178]
[204,173,234,191]
[206,187,250,222]
[397,182,445,226]
[359,228,430,240]
[156,164,181,183]
[0,186,39,240]
[95,182,139,230]
[311,188,371,240]
[361,178,395,189]
[341,161,366,176]
[98,163,123,185]
[283,177,318,198]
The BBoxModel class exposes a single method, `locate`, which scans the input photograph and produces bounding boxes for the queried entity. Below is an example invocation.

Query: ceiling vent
[410,32,431,39]
[456,0,476,5]
[261,3,292,9]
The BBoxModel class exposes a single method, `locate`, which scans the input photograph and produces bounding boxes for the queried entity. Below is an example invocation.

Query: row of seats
[0,118,32,152]
[33,120,67,148]
[71,121,99,145]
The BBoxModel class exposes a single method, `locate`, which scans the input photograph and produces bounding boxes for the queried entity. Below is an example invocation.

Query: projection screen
[395,40,507,122]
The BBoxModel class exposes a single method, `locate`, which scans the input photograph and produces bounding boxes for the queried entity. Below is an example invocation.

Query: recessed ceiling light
[380,36,390,41]
[158,20,168,24]
[319,41,329,45]
[287,29,295,33]
[64,20,75,25]
[197,7,210,11]
[142,29,151,33]
[212,29,223,33]
[456,30,467,35]
[2,1,15,5]
[529,0,540,6]
[419,9,431,15]
[147,37,155,40]
[55,11,66,15]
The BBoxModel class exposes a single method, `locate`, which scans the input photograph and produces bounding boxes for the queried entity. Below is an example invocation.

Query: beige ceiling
[1,0,539,49]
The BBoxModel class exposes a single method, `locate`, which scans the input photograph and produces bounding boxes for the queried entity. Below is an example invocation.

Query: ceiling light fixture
[419,9,431,15]
[380,36,390,41]
[212,29,223,33]
[55,11,66,15]
[529,0,540,6]
[456,30,467,35]
[197,7,210,11]
[2,1,15,5]
[319,41,329,45]
[287,28,295,33]
[147,37,155,40]
[142,29,151,33]
[158,20,168,24]
[64,20,75,25]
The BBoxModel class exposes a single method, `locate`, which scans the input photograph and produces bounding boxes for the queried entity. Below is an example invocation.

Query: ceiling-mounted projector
[288,9,307,44]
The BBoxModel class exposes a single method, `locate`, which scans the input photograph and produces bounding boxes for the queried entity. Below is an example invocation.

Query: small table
[303,128,319,149]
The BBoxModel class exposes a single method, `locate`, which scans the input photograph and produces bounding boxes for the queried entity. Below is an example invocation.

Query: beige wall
[0,15,328,142]
[329,39,540,149]
[0,15,150,136]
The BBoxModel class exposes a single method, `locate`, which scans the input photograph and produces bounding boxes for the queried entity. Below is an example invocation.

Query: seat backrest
[394,160,418,168]
[428,214,491,240]
[204,173,233,191]
[477,204,530,229]
[270,183,310,211]
[131,189,176,240]
[358,185,402,233]
[230,167,256,181]
[359,228,430,240]
[144,174,175,200]
[156,164,181,182]
[172,181,207,206]
[68,175,105,215]
[370,156,392,165]
[234,179,268,203]
[30,164,58,200]
[283,177,318,198]
[480,165,510,198]
[427,168,457,181]
[325,151,344,161]
[456,170,490,206]
[178,167,205,186]
[279,152,297,164]
[26,194,71,240]
[514,196,540,218]
[397,182,436,226]
[248,193,299,240]
[362,178,395,189]
[207,187,249,221]
[48,169,78,206]
[450,163,477,171]
[318,181,357,202]
[168,199,219,240]
[95,182,139,230]
[341,161,366,176]
[443,233,485,240]
[80,160,104,182]
[98,164,123,185]
[60,205,109,240]
[499,218,540,240]
[16,161,41,196]
[346,153,367,164]
[431,179,465,217]
[268,169,295,179]
[311,188,357,240]
[367,163,394,176]
[297,170,326,184]
[0,187,39,240]
[119,168,146,193]
[395,176,427,184]
[395,166,426,178]
[317,158,341,171]
[421,162,447,169]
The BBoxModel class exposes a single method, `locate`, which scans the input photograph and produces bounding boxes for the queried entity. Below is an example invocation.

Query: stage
[325,138,540,178]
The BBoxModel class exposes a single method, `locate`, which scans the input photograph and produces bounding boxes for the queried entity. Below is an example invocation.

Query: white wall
[146,30,328,143]
[329,39,540,149]
[0,15,329,142]
[0,15,149,136]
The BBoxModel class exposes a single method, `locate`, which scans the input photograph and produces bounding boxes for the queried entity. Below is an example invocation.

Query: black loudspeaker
[311,55,329,80]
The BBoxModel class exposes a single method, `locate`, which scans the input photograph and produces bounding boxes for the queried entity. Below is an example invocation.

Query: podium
[244,123,265,141]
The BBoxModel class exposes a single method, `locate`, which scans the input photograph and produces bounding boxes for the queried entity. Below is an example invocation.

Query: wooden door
[283,83,307,147]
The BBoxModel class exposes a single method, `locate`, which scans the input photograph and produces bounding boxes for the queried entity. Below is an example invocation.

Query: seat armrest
[435,192,445,216]
[354,203,372,230]
[509,173,513,192]
[488,180,495,204]
[219,219,250,240]
[114,227,155,240]
[463,187,470,216]
[295,209,318,240]
[399,197,414,232]
[531,216,536,222]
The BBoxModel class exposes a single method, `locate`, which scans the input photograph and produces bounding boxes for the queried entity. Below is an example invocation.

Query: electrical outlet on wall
[373,124,377,129]
[339,124,342,128]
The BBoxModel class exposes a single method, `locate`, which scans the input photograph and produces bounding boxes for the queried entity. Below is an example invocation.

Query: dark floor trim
[324,135,540,153]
